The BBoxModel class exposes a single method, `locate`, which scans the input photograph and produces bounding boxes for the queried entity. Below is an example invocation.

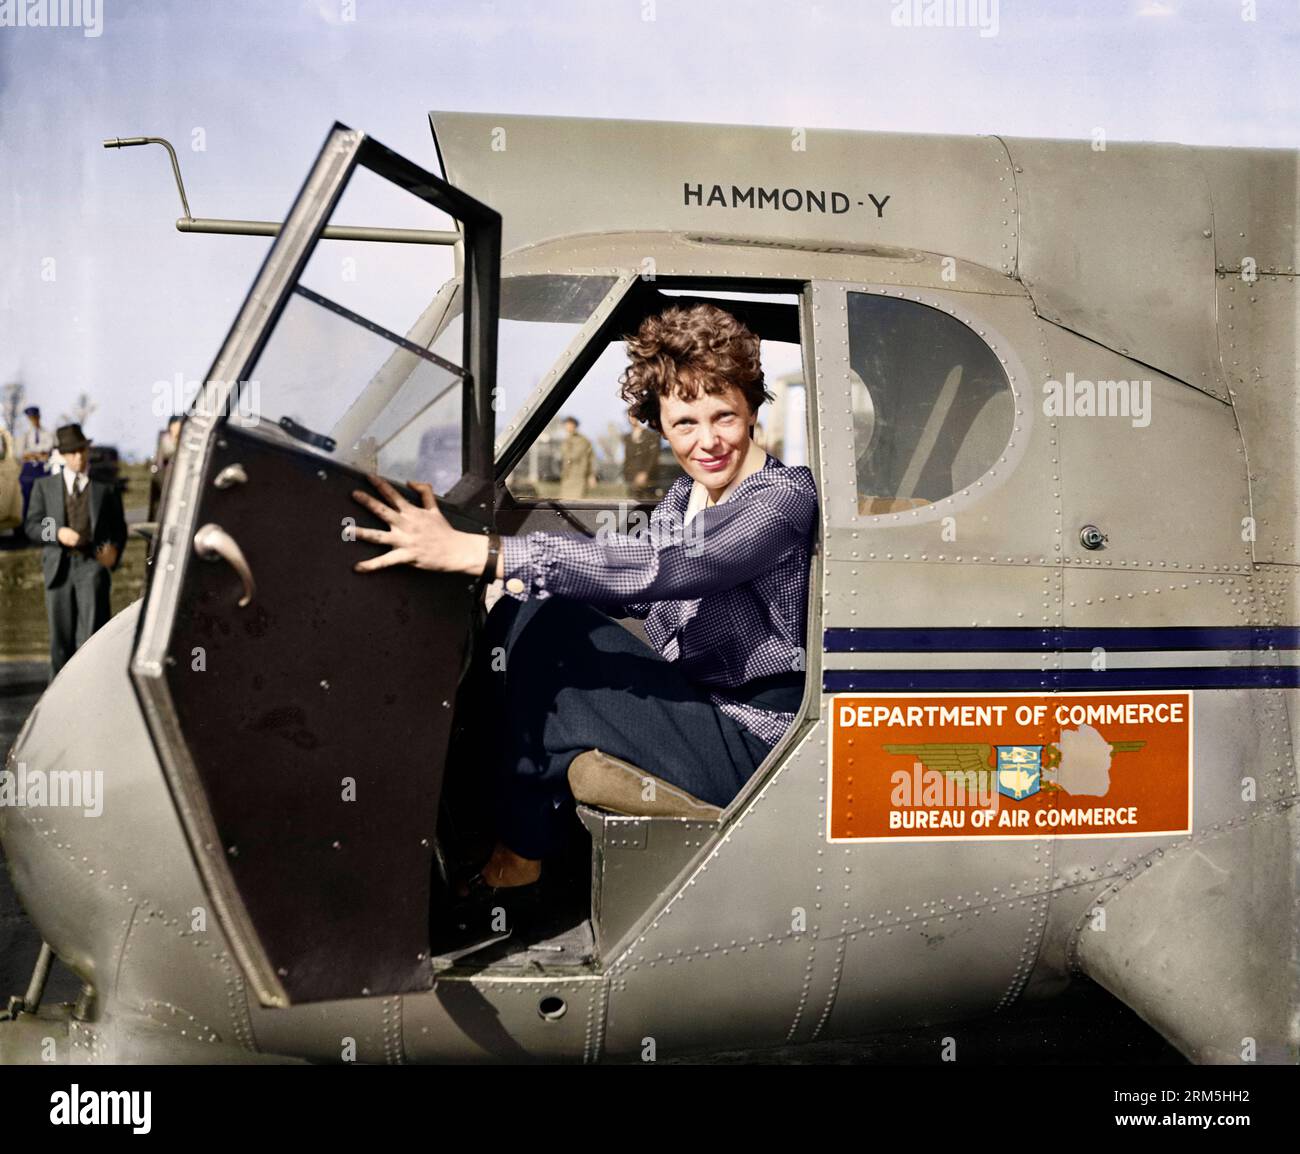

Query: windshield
[427,273,619,441]
[234,272,619,496]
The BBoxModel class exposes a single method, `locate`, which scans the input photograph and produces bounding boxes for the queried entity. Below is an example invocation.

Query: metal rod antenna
[103,136,192,218]
[103,134,459,245]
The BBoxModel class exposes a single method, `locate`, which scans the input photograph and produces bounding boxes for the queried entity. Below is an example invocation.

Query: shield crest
[996,745,1043,801]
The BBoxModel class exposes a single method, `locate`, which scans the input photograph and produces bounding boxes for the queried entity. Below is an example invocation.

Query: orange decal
[829,691,1192,842]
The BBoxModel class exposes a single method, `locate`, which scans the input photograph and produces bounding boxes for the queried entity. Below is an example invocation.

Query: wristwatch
[480,531,501,585]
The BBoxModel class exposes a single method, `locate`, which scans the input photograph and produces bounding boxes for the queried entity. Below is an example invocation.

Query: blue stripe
[822,667,1300,692]
[823,626,1300,653]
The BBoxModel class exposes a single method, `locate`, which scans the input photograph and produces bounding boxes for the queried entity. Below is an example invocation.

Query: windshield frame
[423,269,638,464]
[489,269,638,478]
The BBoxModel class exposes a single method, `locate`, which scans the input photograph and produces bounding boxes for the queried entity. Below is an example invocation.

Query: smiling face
[659,382,756,500]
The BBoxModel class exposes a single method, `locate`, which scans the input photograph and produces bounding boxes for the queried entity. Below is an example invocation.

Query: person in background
[0,425,22,532]
[557,415,595,499]
[621,408,661,501]
[149,415,183,519]
[15,405,54,531]
[24,424,128,679]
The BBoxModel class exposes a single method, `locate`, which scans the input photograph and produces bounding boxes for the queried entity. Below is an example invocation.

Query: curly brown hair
[618,303,771,431]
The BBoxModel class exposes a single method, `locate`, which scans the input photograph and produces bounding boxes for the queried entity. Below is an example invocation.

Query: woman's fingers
[350,475,450,575]
[408,480,436,510]
[351,488,398,525]
[353,547,416,573]
[367,473,411,511]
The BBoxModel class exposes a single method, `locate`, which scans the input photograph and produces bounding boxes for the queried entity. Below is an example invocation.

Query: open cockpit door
[130,124,500,1006]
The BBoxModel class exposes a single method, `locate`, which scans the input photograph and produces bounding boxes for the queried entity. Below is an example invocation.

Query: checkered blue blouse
[500,455,818,745]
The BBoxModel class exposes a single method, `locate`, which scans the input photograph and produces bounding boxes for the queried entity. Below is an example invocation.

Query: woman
[351,303,817,920]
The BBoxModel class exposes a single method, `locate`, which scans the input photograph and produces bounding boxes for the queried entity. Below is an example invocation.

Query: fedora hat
[55,424,91,453]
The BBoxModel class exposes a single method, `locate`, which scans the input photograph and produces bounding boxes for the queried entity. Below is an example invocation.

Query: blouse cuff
[499,535,533,600]
[499,533,566,600]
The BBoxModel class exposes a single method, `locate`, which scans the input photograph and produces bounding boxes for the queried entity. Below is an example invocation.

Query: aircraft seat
[568,749,722,820]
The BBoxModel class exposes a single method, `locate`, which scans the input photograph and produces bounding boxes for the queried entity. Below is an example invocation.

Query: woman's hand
[350,474,487,576]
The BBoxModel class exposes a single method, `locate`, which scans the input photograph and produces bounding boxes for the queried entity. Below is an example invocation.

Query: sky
[1,0,1297,456]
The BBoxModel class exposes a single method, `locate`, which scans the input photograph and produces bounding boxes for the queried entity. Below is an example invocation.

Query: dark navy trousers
[467,596,774,860]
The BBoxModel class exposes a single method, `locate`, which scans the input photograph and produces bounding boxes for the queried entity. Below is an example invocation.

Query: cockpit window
[848,292,1013,514]
[431,274,620,439]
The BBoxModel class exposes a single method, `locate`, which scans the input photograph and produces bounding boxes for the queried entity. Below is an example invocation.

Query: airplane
[1,112,1296,1065]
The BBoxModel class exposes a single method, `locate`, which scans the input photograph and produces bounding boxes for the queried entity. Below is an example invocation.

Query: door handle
[194,523,256,607]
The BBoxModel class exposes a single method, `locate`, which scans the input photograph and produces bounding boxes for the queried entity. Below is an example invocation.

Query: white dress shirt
[63,468,89,497]
[16,426,55,459]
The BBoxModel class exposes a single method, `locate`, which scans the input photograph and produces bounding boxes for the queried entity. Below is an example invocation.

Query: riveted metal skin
[402,976,604,1064]
[2,114,1296,1065]
[1006,138,1223,400]
[430,112,1019,272]
[1215,274,1298,567]
[1,607,269,1064]
[576,807,718,958]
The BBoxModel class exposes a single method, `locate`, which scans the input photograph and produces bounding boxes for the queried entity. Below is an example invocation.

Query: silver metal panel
[431,112,1019,271]
[1050,337,1250,586]
[2,603,261,1063]
[577,808,717,958]
[604,934,811,1060]
[491,236,1017,514]
[602,725,826,1056]
[824,876,1046,1040]
[1004,136,1224,400]
[1063,568,1265,629]
[1075,806,1298,1063]
[402,976,604,1063]
[244,994,404,1064]
[1217,275,1300,566]
[501,231,1024,293]
[823,558,1058,630]
[1022,875,1115,1003]
[1197,146,1299,275]
[604,710,1050,1052]
[1254,564,1300,633]
[1044,688,1298,1023]
[810,279,858,535]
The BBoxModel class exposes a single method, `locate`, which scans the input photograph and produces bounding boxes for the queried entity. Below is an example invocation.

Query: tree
[1,381,23,435]
[62,392,96,429]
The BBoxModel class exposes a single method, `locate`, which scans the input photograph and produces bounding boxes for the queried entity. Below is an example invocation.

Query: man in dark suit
[24,424,127,679]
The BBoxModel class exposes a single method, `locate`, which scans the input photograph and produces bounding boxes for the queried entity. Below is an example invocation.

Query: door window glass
[232,287,467,493]
[847,292,1013,514]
